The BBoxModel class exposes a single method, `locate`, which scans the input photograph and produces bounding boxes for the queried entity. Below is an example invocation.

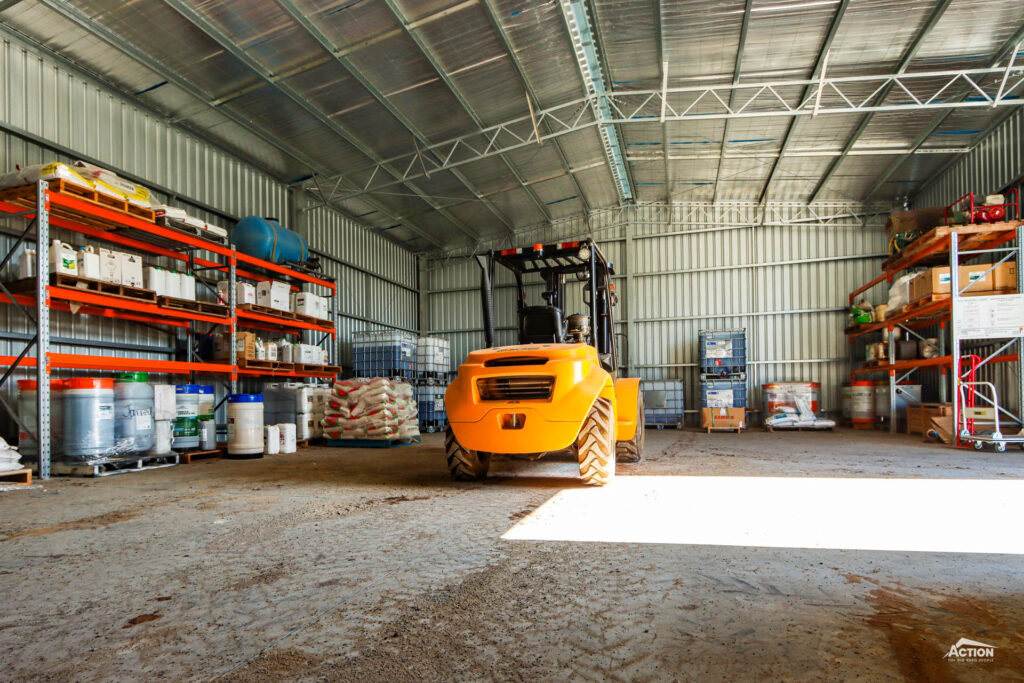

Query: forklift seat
[521,306,564,344]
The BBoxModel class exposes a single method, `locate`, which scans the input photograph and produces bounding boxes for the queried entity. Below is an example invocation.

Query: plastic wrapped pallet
[0,162,94,192]
[321,377,419,441]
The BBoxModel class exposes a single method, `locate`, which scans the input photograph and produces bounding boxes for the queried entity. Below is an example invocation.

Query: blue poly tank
[232,216,309,264]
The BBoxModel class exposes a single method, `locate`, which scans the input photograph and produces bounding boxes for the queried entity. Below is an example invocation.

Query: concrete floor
[2,428,1023,681]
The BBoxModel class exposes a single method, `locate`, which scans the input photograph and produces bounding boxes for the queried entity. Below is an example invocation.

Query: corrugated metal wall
[914,108,1024,208]
[427,203,888,421]
[0,37,418,436]
[425,200,888,419]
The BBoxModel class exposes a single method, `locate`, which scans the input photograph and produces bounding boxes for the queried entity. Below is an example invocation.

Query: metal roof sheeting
[0,0,1021,252]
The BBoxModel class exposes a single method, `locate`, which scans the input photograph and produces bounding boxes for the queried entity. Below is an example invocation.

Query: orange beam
[236,367,337,378]
[851,353,1018,377]
[50,287,232,327]
[236,308,334,335]
[846,297,950,338]
[0,355,235,375]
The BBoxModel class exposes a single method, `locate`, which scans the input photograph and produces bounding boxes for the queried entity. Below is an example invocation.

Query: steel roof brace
[808,0,954,203]
[712,0,754,205]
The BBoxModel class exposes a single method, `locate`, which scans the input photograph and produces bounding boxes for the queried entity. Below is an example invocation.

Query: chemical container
[232,216,309,264]
[114,372,154,454]
[264,425,280,454]
[180,272,196,301]
[643,380,686,427]
[851,381,875,426]
[278,422,297,454]
[700,378,746,408]
[17,379,65,458]
[173,384,201,451]
[200,419,216,450]
[76,246,100,279]
[164,270,181,298]
[353,330,417,377]
[227,394,264,457]
[840,385,852,421]
[874,383,922,422]
[144,266,165,296]
[698,329,746,377]
[63,378,115,461]
[49,239,77,276]
[197,385,215,420]
[762,382,821,416]
[416,383,447,433]
[18,248,35,279]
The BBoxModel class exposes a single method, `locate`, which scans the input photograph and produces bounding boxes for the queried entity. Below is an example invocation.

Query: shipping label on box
[98,248,121,284]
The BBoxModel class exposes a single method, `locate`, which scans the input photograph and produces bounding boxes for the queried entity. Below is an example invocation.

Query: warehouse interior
[2,0,1024,679]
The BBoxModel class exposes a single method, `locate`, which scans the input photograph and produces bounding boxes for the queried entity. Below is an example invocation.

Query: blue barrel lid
[198,385,214,394]
[228,393,263,403]
[176,384,202,394]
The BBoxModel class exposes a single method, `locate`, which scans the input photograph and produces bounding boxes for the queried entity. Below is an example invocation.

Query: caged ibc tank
[231,216,309,264]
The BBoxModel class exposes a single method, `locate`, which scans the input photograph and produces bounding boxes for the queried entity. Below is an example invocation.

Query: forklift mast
[477,239,618,374]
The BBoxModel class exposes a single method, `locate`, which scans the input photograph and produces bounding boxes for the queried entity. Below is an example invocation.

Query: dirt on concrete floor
[1,428,1023,681]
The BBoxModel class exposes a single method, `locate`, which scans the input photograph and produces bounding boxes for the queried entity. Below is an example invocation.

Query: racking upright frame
[0,180,339,477]
[846,220,1024,436]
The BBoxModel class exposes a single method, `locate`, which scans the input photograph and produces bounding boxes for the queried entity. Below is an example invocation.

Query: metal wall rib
[427,202,888,420]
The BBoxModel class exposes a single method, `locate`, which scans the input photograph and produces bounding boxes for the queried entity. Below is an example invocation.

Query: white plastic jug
[179,272,196,301]
[18,249,35,279]
[164,270,181,298]
[264,425,280,454]
[145,266,165,296]
[49,240,77,276]
[76,246,100,279]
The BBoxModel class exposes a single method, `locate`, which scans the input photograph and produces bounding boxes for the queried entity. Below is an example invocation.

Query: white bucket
[227,394,264,456]
[277,423,297,454]
[264,425,280,454]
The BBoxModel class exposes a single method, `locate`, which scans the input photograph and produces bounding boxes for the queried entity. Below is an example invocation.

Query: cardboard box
[907,402,952,436]
[885,206,945,236]
[958,264,993,293]
[293,293,326,318]
[98,248,121,284]
[701,407,746,431]
[214,331,258,361]
[911,267,950,302]
[991,261,1017,292]
[120,252,144,288]
[257,280,291,312]
[217,280,256,305]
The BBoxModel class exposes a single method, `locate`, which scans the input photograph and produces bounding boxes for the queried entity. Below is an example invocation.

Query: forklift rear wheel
[445,426,490,481]
[578,397,615,486]
[616,392,644,463]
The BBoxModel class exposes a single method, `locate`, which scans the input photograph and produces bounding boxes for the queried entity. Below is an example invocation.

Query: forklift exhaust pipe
[477,253,495,348]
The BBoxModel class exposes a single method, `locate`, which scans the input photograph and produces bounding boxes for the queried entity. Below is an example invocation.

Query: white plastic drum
[173,384,201,451]
[227,394,264,457]
[264,425,280,455]
[277,423,297,454]
[17,379,65,458]
[63,378,115,461]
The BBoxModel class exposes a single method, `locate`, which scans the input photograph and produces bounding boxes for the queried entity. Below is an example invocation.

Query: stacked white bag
[322,378,419,441]
[0,436,22,472]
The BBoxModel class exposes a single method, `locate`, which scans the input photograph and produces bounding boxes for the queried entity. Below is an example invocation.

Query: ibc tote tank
[231,216,309,264]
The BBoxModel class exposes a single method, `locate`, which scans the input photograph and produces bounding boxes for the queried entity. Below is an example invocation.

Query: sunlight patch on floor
[503,475,1024,554]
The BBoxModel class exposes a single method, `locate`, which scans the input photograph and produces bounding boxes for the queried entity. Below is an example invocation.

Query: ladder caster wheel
[973,441,984,450]
[996,442,1007,453]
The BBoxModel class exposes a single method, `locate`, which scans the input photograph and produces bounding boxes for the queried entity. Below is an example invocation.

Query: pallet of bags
[321,378,419,443]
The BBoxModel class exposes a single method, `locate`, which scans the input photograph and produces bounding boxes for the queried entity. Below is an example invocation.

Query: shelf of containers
[845,218,1024,436]
[0,180,339,477]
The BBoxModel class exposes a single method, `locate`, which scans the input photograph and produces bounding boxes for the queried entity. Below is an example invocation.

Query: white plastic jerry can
[145,266,165,296]
[18,249,36,279]
[179,272,196,301]
[164,270,181,298]
[76,246,100,279]
[49,240,77,276]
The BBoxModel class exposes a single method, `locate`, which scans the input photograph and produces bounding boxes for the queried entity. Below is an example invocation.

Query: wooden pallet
[236,357,287,372]
[295,364,340,375]
[8,273,159,303]
[0,179,155,223]
[0,468,32,486]
[238,303,299,320]
[705,426,743,433]
[178,449,222,464]
[883,221,1024,271]
[764,425,834,432]
[157,296,230,318]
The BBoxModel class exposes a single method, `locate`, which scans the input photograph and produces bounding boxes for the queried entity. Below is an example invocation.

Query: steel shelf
[851,353,1018,376]
[0,287,232,328]
[236,308,334,336]
[236,367,337,379]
